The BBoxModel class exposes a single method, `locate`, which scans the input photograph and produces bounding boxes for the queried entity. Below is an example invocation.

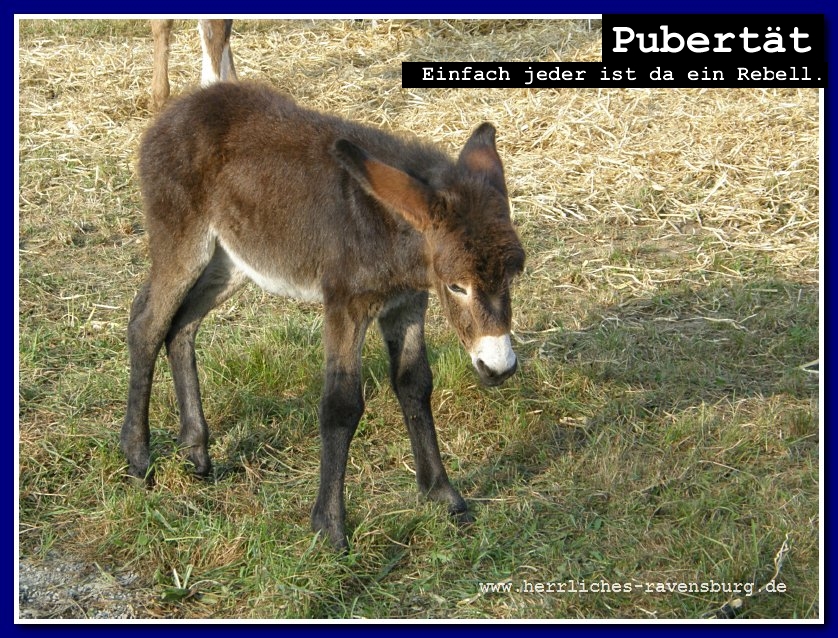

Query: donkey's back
[141,83,447,218]
[139,82,456,302]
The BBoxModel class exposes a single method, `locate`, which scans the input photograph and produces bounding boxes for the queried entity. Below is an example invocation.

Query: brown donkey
[151,19,236,111]
[122,82,525,549]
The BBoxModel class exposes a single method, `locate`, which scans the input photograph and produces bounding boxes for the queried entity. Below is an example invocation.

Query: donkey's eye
[447,284,468,296]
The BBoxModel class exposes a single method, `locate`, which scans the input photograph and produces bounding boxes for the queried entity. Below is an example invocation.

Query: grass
[17,19,819,619]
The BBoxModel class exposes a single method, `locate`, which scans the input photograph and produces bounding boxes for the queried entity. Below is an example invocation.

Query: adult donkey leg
[311,304,370,550]
[378,293,470,523]
[164,246,246,476]
[150,19,174,112]
[198,19,237,87]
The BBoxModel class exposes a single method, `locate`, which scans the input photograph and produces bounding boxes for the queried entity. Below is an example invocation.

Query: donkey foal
[122,82,525,549]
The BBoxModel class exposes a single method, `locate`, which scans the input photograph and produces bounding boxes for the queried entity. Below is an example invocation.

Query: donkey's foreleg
[378,294,470,523]
[311,307,370,550]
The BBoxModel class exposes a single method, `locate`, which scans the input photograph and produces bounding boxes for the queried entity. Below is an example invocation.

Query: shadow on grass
[558,278,817,402]
[465,277,819,498]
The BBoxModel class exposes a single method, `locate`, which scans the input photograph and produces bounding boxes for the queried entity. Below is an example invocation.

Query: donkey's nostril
[475,356,517,387]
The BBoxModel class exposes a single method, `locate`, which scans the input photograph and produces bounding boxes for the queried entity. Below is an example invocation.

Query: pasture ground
[17,19,820,619]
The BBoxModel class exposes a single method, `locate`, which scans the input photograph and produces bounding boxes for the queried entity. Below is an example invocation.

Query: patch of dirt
[18,553,156,620]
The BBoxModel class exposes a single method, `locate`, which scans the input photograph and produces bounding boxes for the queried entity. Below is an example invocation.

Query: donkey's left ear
[333,139,434,231]
[457,122,507,198]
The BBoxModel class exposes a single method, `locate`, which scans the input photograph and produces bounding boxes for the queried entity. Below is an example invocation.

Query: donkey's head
[334,123,525,386]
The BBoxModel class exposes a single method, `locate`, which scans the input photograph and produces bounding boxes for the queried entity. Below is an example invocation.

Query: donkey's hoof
[427,485,471,525]
[331,534,350,555]
[181,445,212,478]
[312,527,350,553]
[450,506,475,526]
[125,464,155,488]
[189,457,213,478]
[311,513,349,552]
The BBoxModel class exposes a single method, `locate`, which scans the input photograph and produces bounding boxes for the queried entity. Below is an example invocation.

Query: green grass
[17,18,819,619]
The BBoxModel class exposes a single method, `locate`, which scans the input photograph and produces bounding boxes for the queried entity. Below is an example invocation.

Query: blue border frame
[10,0,830,630]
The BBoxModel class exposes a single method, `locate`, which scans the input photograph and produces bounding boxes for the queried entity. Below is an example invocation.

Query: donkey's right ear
[457,122,507,198]
[333,139,434,231]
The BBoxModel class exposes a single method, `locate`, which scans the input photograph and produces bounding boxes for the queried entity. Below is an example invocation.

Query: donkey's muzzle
[471,334,518,387]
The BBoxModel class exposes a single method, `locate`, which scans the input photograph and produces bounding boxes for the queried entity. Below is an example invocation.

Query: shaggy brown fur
[122,82,524,549]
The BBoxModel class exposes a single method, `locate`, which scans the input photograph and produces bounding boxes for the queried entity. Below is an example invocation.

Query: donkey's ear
[333,139,433,231]
[457,122,507,198]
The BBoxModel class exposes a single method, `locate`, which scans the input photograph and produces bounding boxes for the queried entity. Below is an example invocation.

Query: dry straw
[19,19,818,274]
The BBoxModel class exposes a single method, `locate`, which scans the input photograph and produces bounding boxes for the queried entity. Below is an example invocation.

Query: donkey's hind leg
[122,246,213,482]
[165,245,246,476]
